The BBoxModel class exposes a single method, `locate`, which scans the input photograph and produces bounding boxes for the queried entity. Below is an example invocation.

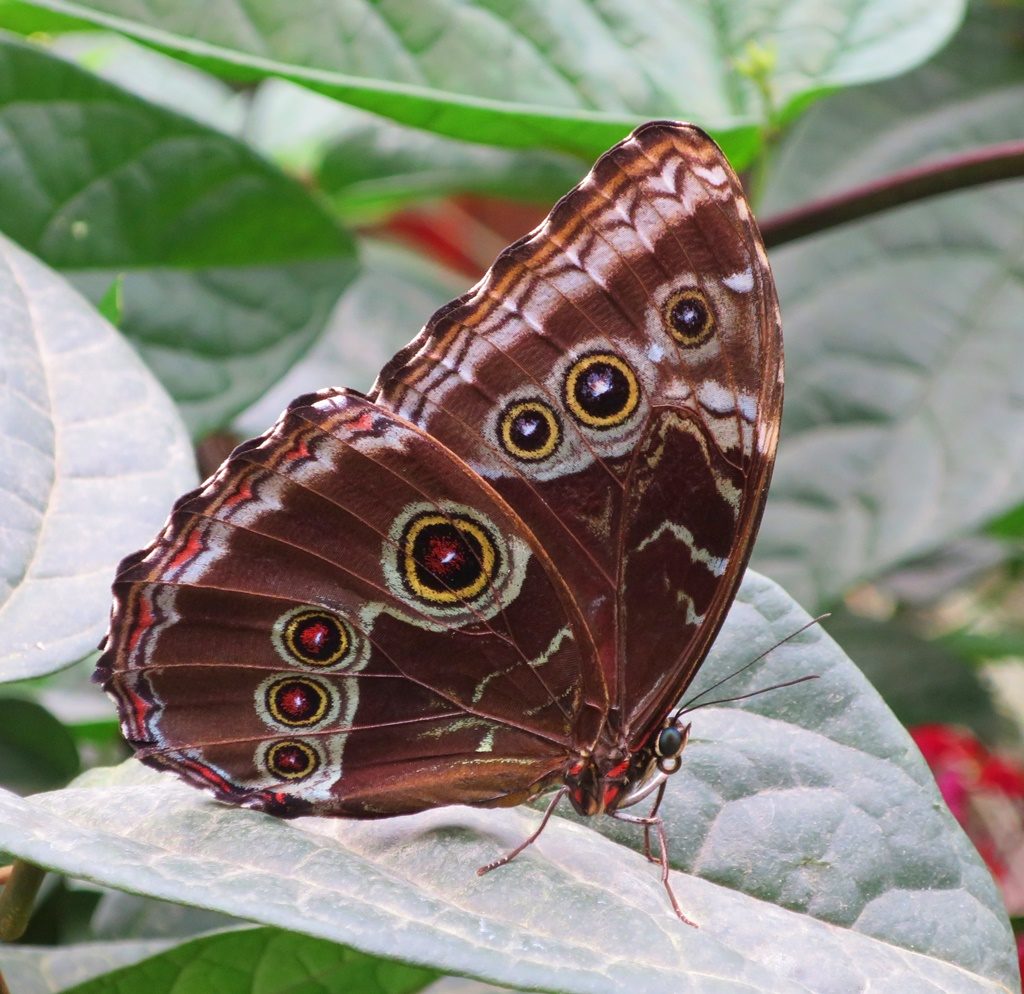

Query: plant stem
[760,140,1024,248]
[0,861,45,941]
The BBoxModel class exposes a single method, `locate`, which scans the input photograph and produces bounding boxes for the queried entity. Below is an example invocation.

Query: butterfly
[96,120,783,924]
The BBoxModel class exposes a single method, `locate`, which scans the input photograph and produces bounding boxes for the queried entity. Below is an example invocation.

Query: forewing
[372,122,782,745]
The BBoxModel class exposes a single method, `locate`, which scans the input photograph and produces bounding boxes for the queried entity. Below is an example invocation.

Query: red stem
[759,140,1024,248]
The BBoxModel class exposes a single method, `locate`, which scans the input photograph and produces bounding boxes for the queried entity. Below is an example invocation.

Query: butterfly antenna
[675,613,829,718]
[679,674,819,713]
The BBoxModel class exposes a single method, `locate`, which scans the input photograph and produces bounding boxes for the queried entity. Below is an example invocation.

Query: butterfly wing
[97,390,591,817]
[99,121,780,817]
[372,121,782,750]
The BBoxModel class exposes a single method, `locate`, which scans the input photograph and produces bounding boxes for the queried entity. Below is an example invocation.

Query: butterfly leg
[641,780,668,864]
[477,787,568,877]
[612,808,696,927]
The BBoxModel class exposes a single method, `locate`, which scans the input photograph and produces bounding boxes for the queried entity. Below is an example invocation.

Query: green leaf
[13,0,966,164]
[0,574,1014,993]
[754,4,1024,608]
[942,629,1024,666]
[989,501,1024,539]
[234,239,465,436]
[0,34,358,435]
[61,926,440,994]
[0,0,90,34]
[96,273,123,326]
[0,698,80,793]
[0,232,195,681]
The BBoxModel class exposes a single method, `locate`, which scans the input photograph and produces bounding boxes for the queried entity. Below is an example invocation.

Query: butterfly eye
[399,511,500,605]
[656,725,684,758]
[499,399,561,461]
[263,739,321,780]
[263,676,332,728]
[666,288,715,347]
[563,353,640,429]
[274,607,356,670]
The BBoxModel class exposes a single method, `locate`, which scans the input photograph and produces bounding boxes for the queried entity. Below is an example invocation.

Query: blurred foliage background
[1,0,1024,991]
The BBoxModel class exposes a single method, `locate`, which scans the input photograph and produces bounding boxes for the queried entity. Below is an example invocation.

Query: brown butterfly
[96,121,783,924]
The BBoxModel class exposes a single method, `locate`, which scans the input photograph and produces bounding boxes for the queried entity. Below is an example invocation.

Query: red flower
[911,724,1024,915]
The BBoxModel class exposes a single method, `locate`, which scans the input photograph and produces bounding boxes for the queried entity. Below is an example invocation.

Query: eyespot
[263,739,321,780]
[399,511,500,605]
[273,607,356,670]
[264,676,331,728]
[563,353,640,429]
[499,399,561,461]
[666,288,715,347]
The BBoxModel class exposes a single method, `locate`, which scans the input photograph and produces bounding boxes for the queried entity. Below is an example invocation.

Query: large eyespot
[499,399,561,461]
[399,511,500,605]
[273,607,357,671]
[666,288,715,347]
[563,352,640,429]
[263,739,321,781]
[263,676,332,728]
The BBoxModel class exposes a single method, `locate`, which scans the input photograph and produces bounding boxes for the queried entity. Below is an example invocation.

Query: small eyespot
[563,353,640,429]
[273,607,355,670]
[399,511,499,605]
[264,676,331,728]
[499,399,561,461]
[666,288,715,347]
[264,739,320,780]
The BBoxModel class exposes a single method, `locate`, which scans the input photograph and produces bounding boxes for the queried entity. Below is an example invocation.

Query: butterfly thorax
[563,718,691,816]
[563,736,654,816]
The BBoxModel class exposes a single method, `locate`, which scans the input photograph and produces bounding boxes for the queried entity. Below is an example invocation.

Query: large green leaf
[754,5,1024,608]
[0,573,1014,993]
[0,233,194,681]
[0,34,357,435]
[13,0,966,164]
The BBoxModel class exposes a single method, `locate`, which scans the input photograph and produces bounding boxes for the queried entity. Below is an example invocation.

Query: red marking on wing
[347,411,375,433]
[222,478,254,511]
[127,595,154,652]
[123,685,152,738]
[284,437,311,461]
[177,755,237,793]
[168,530,203,573]
[602,783,621,808]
